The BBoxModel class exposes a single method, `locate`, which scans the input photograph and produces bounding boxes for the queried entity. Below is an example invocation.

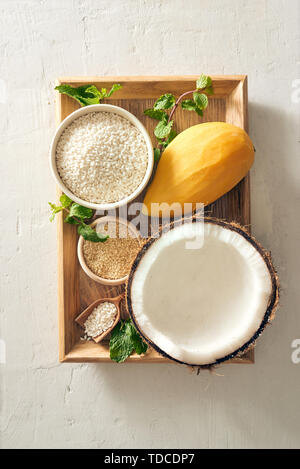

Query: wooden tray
[55,75,254,364]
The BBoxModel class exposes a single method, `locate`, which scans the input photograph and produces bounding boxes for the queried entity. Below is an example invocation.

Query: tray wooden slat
[55,75,253,364]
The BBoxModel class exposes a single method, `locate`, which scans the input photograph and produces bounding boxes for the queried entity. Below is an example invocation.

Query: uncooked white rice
[56,111,148,203]
[84,302,117,337]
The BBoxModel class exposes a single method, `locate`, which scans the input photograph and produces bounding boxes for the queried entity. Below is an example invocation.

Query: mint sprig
[49,195,108,243]
[144,75,213,162]
[55,83,122,106]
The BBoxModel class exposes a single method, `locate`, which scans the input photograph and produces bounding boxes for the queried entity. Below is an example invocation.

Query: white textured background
[1,0,300,449]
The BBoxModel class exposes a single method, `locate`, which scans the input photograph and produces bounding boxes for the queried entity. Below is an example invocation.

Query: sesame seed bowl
[77,216,143,286]
[49,104,154,210]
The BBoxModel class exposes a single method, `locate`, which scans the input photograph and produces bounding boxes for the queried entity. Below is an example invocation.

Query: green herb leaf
[159,129,178,150]
[64,214,80,225]
[196,74,212,90]
[48,202,63,222]
[49,197,108,243]
[181,99,197,111]
[69,203,93,221]
[154,119,173,139]
[109,319,148,363]
[182,97,205,116]
[153,148,161,162]
[153,93,176,110]
[59,194,72,208]
[77,223,109,242]
[129,322,148,355]
[55,84,102,106]
[55,83,122,106]
[105,83,122,98]
[144,109,168,121]
[109,321,134,363]
[204,85,214,95]
[195,108,203,116]
[165,129,177,145]
[193,92,208,110]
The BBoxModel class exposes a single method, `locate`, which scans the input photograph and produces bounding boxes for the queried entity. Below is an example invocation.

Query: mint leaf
[193,92,208,110]
[109,319,147,363]
[205,86,213,95]
[78,223,109,242]
[129,322,148,355]
[69,203,93,221]
[64,214,80,225]
[55,84,101,106]
[159,129,178,150]
[48,202,63,222]
[165,129,177,145]
[153,93,176,110]
[195,108,203,116]
[55,83,122,106]
[154,120,173,139]
[109,321,134,363]
[182,96,205,116]
[196,74,212,90]
[144,109,168,121]
[181,99,197,111]
[105,83,122,97]
[59,194,72,208]
[153,148,161,162]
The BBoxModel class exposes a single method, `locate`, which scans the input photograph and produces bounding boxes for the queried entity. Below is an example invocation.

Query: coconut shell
[126,216,279,368]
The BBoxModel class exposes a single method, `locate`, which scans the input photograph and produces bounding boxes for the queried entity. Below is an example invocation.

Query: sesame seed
[82,221,140,280]
[84,302,117,338]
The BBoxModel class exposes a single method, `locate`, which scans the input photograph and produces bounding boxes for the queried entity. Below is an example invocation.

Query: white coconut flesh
[130,222,273,365]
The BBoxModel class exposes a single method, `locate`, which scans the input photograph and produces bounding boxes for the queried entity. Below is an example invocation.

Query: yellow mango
[143,122,254,216]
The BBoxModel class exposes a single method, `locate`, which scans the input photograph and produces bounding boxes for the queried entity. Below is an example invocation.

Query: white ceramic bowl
[77,216,142,286]
[49,104,154,210]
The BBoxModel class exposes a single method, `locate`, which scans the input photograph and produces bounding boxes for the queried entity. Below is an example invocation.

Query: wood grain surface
[56,76,253,364]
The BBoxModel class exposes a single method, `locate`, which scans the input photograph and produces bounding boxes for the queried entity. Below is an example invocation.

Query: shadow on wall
[83,102,300,448]
[248,100,300,372]
[249,101,300,253]
[89,353,300,448]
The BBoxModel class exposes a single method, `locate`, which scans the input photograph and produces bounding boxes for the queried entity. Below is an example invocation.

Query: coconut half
[127,218,279,367]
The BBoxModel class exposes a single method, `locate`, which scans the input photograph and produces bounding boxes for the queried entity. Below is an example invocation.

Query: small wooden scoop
[75,293,124,343]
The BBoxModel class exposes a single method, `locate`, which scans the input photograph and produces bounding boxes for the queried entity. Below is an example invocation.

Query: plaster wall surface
[0,0,299,449]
